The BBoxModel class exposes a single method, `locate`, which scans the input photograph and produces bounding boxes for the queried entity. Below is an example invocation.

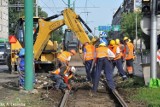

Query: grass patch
[118,76,160,106]
[131,87,160,106]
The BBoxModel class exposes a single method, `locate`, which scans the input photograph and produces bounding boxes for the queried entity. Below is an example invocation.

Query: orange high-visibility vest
[51,68,60,75]
[109,45,121,60]
[124,42,134,60]
[58,51,71,63]
[51,66,73,79]
[84,44,94,61]
[96,46,108,58]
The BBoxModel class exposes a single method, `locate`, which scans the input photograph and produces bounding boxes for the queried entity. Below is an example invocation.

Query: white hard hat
[71,66,76,73]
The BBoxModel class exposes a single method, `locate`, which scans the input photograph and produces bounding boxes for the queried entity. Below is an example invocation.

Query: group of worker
[82,36,135,95]
[49,35,136,94]
[17,35,135,95]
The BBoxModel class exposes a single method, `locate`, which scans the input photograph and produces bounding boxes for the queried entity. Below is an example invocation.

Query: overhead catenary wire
[40,0,54,14]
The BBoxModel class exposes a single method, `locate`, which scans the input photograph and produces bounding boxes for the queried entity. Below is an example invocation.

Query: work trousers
[85,60,94,82]
[126,59,134,74]
[57,59,67,68]
[51,75,67,89]
[112,59,127,77]
[93,57,115,92]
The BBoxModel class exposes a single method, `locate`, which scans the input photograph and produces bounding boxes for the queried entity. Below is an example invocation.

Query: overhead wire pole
[149,0,159,88]
[24,0,34,90]
[68,0,70,8]
[36,0,38,17]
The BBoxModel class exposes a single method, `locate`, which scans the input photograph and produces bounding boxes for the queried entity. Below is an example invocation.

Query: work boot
[122,75,128,81]
[89,90,97,97]
[128,74,134,78]
[87,81,93,88]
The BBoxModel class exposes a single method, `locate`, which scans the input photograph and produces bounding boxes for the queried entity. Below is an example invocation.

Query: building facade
[0,0,8,39]
[111,0,141,39]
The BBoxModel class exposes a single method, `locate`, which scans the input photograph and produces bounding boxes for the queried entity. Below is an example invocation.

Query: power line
[61,0,68,6]
[40,0,54,14]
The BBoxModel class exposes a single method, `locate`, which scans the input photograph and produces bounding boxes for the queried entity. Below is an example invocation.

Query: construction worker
[92,43,115,94]
[83,42,95,83]
[115,39,125,62]
[57,49,76,72]
[18,48,36,89]
[123,37,135,77]
[108,40,127,80]
[18,48,25,88]
[51,66,76,90]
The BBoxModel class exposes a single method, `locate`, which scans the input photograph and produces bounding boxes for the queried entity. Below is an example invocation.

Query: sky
[38,0,123,35]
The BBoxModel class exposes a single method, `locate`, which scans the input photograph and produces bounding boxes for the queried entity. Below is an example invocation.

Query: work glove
[63,76,69,84]
[67,84,71,90]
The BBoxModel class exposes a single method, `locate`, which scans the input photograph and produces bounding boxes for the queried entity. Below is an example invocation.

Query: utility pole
[36,0,38,17]
[68,0,70,8]
[135,13,138,50]
[149,0,158,87]
[24,0,34,91]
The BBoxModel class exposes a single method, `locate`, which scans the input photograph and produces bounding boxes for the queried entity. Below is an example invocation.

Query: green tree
[121,12,150,49]
[9,0,48,34]
[51,28,63,43]
[121,12,142,41]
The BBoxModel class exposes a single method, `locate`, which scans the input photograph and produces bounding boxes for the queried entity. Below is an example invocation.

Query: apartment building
[0,0,8,39]
[111,0,141,38]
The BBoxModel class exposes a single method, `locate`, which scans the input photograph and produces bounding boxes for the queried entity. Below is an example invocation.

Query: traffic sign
[140,16,160,35]
[112,25,121,31]
[98,25,120,31]
[140,16,150,35]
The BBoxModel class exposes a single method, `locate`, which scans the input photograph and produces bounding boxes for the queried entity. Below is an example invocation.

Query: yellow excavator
[8,8,96,73]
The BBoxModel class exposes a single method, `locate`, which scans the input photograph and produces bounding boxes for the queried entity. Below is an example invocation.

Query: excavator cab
[14,17,39,45]
[63,29,79,52]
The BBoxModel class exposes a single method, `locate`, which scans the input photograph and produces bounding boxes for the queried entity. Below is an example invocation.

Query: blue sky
[39,0,123,35]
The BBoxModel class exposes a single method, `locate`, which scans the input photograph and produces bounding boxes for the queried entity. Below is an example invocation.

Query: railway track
[58,85,128,107]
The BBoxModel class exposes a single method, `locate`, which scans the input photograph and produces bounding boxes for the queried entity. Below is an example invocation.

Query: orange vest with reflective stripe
[51,68,60,75]
[52,66,73,79]
[96,46,108,58]
[58,51,71,63]
[109,45,121,60]
[124,42,134,60]
[84,44,94,61]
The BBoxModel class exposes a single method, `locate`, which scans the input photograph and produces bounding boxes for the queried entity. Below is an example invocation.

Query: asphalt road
[0,64,8,72]
[0,64,18,85]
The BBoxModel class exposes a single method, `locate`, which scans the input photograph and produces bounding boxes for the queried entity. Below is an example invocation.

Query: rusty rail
[59,90,70,107]
[112,89,128,107]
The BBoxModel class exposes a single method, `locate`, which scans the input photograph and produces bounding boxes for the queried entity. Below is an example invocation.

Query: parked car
[0,43,10,64]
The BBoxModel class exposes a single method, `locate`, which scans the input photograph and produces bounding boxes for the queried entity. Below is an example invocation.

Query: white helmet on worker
[70,66,76,73]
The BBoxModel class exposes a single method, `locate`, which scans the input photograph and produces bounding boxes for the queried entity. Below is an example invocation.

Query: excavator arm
[34,8,92,60]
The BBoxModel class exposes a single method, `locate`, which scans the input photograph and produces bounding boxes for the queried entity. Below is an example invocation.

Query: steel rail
[112,89,128,107]
[59,90,70,107]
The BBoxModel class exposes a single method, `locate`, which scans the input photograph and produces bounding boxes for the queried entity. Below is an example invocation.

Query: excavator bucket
[69,53,84,67]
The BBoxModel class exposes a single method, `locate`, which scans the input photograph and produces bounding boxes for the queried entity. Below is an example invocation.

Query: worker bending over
[92,43,115,95]
[108,40,127,80]
[83,42,95,83]
[51,66,76,90]
[123,37,135,77]
[57,49,76,67]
